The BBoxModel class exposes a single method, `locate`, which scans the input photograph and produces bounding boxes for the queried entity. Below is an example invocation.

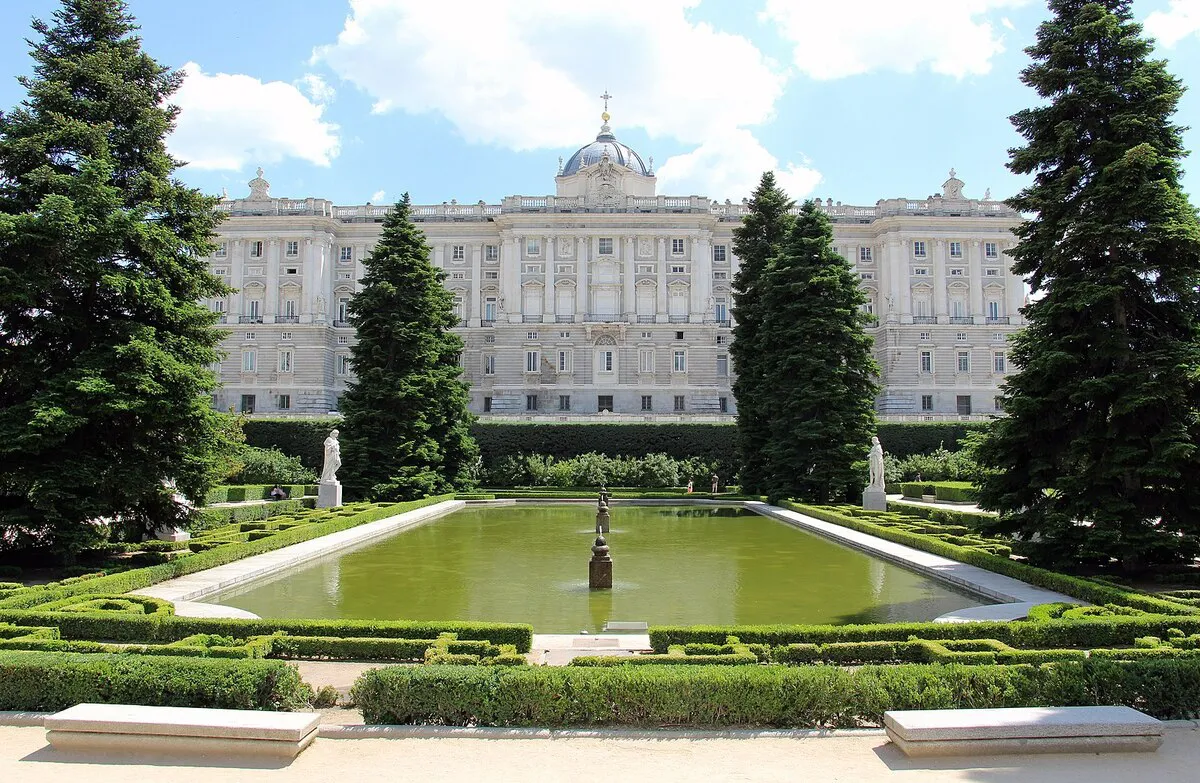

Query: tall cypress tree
[757,201,879,504]
[976,0,1200,571]
[0,0,236,558]
[730,173,794,495]
[339,194,478,500]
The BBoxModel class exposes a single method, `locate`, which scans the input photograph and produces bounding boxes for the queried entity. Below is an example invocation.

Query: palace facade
[208,112,1024,421]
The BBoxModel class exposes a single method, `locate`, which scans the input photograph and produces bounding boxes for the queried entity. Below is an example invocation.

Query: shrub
[932,481,979,503]
[0,650,312,711]
[227,447,317,485]
[351,659,1200,726]
[312,685,340,708]
[900,482,934,498]
[203,484,316,505]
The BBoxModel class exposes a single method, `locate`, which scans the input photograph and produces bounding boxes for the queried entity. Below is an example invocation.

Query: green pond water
[202,504,986,632]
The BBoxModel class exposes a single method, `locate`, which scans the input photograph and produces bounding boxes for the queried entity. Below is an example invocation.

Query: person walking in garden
[711,474,720,494]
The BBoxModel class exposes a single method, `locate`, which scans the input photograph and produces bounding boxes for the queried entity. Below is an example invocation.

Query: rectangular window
[450,272,465,280]
[715,298,728,322]
[556,264,574,274]
[284,266,298,276]
[985,268,1000,277]
[337,355,351,376]
[719,396,728,413]
[920,331,931,341]
[985,242,998,259]
[598,395,614,413]
[526,331,539,340]
[713,271,728,281]
[921,394,933,412]
[912,241,927,258]
[486,245,499,262]
[957,350,971,373]
[639,348,654,373]
[285,240,298,257]
[281,331,292,341]
[484,270,499,280]
[526,238,540,256]
[250,241,263,258]
[950,267,964,276]
[599,350,613,373]
[557,350,572,372]
[920,350,933,374]
[214,243,227,258]
[952,299,967,318]
[913,267,929,276]
[859,246,873,262]
[988,301,1001,319]
[670,264,686,274]
[994,352,1007,373]
[248,299,261,318]
[213,267,228,277]
[340,246,353,262]
[673,350,687,373]
[860,272,875,280]
[484,298,497,321]
[717,354,728,376]
[240,394,255,414]
[337,298,350,322]
[559,331,571,338]
[278,349,293,373]
[523,264,542,274]
[598,238,613,255]
[244,331,255,341]
[213,299,226,313]
[525,350,540,373]
[671,238,685,255]
[675,330,685,340]
[337,335,348,345]
[558,394,571,412]
[277,394,290,411]
[483,396,492,412]
[957,395,973,415]
[673,395,686,412]
[484,355,495,375]
[716,335,727,345]
[956,332,967,341]
[994,397,1004,412]
[712,244,727,263]
[641,395,653,412]
[241,350,257,372]
[638,264,654,274]
[526,394,539,411]
[949,241,963,258]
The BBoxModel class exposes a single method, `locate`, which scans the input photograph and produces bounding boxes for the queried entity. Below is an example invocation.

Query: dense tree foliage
[338,194,478,500]
[976,0,1200,572]
[756,201,879,503]
[730,172,794,494]
[0,0,237,558]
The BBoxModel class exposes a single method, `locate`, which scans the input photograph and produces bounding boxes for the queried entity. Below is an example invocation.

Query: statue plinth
[318,480,342,509]
[862,487,887,511]
[589,533,612,589]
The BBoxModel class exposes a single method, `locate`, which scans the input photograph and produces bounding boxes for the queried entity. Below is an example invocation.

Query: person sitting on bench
[269,485,287,501]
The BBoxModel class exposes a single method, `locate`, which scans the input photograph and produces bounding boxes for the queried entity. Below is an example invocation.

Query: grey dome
[562,124,649,176]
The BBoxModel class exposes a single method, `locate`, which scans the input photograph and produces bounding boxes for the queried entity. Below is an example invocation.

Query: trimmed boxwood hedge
[351,658,1200,726]
[783,502,1199,615]
[204,484,318,505]
[0,650,312,711]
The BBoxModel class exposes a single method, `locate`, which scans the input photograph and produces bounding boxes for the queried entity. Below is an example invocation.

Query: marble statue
[867,436,885,491]
[321,429,342,483]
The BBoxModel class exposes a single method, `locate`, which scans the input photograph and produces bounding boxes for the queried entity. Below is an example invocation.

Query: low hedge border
[0,497,453,611]
[0,650,312,712]
[204,484,318,505]
[898,481,978,502]
[195,497,316,529]
[782,502,1199,615]
[351,658,1200,726]
[887,500,997,529]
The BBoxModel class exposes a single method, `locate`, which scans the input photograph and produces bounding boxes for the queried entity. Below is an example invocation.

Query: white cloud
[298,73,336,104]
[169,62,341,171]
[1145,0,1200,47]
[762,0,1031,80]
[370,189,386,203]
[656,129,822,201]
[313,0,807,198]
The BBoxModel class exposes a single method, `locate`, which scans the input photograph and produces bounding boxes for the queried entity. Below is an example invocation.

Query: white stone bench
[884,706,1164,757]
[44,703,320,760]
[603,621,649,632]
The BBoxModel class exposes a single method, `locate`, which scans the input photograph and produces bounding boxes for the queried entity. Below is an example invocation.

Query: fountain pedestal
[589,534,612,589]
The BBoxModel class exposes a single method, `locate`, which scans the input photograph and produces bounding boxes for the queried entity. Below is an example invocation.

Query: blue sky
[1,0,1199,208]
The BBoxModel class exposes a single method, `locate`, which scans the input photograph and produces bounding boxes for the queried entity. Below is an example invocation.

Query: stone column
[968,240,985,323]
[891,240,911,323]
[933,239,948,322]
[470,242,484,326]
[575,236,588,319]
[302,238,316,323]
[694,234,711,322]
[265,239,280,320]
[656,237,668,323]
[622,236,636,320]
[316,239,332,324]
[543,235,554,323]
[229,240,244,319]
[501,236,520,323]
[1005,244,1025,322]
[433,243,445,269]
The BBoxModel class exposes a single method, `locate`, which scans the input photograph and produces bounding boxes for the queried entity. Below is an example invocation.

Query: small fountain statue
[862,435,887,511]
[589,488,613,589]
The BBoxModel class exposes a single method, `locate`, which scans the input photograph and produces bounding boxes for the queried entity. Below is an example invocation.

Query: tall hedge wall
[243,419,985,474]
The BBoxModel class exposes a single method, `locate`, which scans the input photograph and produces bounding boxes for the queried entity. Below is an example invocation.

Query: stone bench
[44,703,320,760]
[884,706,1164,757]
[603,621,649,632]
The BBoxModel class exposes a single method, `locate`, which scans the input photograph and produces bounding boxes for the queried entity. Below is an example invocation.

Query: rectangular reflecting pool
[201,504,986,632]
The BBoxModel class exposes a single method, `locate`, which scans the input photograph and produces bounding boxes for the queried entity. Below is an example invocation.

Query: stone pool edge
[131,500,466,616]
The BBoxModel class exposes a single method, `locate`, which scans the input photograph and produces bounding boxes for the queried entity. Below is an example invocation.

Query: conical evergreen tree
[339,194,478,500]
[0,0,236,558]
[976,0,1200,571]
[756,201,879,504]
[730,172,794,495]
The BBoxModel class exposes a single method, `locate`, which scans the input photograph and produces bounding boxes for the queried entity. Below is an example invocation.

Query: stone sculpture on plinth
[863,435,887,511]
[318,429,343,508]
[589,490,613,589]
